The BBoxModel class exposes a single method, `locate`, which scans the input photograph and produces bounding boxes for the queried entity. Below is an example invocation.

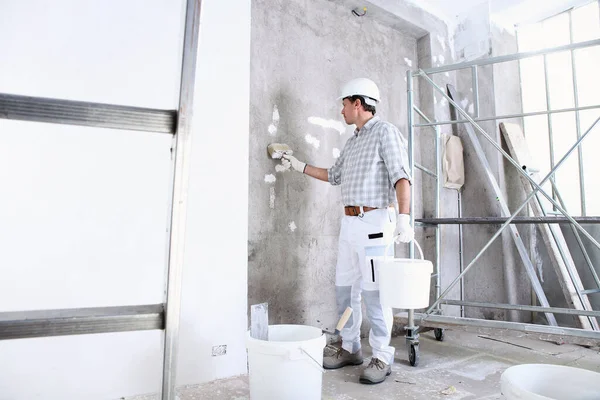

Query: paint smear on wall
[269,187,275,209]
[461,98,469,108]
[332,148,340,159]
[433,55,438,63]
[434,96,438,105]
[264,174,276,183]
[439,55,446,64]
[308,117,345,134]
[437,35,447,51]
[275,164,288,173]
[445,72,450,77]
[268,124,277,135]
[272,105,280,123]
[468,104,474,114]
[441,98,448,107]
[305,134,320,149]
[404,57,413,67]
[289,221,297,232]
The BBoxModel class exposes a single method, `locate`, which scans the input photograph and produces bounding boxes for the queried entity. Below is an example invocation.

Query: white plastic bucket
[501,364,600,400]
[374,240,433,309]
[246,324,326,400]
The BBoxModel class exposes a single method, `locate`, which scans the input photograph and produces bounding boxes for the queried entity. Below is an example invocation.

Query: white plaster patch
[441,98,448,107]
[288,221,297,232]
[264,174,276,183]
[305,134,320,149]
[275,164,288,173]
[445,72,450,77]
[468,104,474,114]
[434,96,438,105]
[437,34,447,51]
[404,76,407,82]
[404,57,413,67]
[269,187,275,209]
[308,116,345,134]
[272,105,280,123]
[268,124,277,136]
[461,98,469,108]
[332,148,341,159]
[439,55,445,64]
[433,55,438,64]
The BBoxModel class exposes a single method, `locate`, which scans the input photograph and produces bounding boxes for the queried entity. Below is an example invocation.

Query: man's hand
[282,154,307,173]
[394,214,414,243]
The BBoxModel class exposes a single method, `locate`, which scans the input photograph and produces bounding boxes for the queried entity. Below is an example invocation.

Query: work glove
[282,154,307,173]
[394,214,415,243]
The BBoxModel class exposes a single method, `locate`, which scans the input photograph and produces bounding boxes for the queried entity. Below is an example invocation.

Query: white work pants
[335,208,396,365]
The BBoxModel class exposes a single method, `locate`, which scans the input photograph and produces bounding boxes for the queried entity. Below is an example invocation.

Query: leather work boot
[323,347,363,369]
[359,357,392,384]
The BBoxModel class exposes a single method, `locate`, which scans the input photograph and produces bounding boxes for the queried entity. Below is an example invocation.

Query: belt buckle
[358,206,364,218]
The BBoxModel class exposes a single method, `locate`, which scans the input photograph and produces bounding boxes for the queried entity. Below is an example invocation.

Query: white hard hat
[338,78,381,106]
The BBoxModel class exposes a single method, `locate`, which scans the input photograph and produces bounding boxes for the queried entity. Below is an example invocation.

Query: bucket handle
[298,347,326,373]
[384,235,424,261]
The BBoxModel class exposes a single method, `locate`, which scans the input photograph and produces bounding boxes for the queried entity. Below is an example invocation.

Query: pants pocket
[363,244,393,291]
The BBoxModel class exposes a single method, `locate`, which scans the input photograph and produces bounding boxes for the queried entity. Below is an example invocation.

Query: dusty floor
[133,328,600,400]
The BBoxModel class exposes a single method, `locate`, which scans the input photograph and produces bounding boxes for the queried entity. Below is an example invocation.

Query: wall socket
[212,345,227,356]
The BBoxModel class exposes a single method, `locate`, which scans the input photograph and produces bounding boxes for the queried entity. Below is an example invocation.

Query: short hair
[346,95,376,114]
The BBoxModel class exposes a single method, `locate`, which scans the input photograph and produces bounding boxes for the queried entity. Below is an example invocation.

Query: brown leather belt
[344,206,378,216]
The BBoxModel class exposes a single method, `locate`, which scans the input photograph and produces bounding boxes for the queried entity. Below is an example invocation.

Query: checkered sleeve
[328,145,346,186]
[379,123,412,186]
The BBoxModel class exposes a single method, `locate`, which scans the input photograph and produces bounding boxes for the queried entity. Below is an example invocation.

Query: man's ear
[353,99,362,109]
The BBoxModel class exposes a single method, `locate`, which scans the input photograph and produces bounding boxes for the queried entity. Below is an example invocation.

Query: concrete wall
[0,0,250,398]
[248,0,418,335]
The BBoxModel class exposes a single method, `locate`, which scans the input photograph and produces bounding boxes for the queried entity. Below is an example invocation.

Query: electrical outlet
[212,345,227,356]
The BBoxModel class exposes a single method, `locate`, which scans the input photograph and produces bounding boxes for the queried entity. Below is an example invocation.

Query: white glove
[394,214,414,243]
[282,154,306,173]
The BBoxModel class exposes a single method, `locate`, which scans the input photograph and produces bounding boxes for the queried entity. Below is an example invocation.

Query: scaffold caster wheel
[434,328,445,341]
[409,343,419,367]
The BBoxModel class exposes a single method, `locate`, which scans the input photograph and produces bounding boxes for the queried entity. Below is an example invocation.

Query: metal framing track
[416,216,600,225]
[0,93,177,134]
[0,305,164,340]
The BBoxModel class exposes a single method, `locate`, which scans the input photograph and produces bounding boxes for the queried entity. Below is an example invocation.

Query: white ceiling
[408,0,593,26]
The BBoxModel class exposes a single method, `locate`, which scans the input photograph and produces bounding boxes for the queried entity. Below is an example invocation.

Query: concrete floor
[149,328,600,400]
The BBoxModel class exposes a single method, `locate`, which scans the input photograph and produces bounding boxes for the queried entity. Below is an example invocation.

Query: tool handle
[335,307,353,332]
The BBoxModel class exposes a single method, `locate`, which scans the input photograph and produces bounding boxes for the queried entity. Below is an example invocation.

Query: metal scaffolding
[403,38,600,365]
[0,1,202,399]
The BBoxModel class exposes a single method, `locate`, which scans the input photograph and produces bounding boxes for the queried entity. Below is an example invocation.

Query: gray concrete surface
[135,328,600,399]
[248,0,418,336]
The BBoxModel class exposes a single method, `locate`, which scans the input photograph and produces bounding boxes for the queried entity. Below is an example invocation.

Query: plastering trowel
[267,143,293,159]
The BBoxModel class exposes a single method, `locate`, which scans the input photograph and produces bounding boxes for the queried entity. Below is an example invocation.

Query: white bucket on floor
[501,364,600,400]
[246,324,326,400]
[375,240,433,309]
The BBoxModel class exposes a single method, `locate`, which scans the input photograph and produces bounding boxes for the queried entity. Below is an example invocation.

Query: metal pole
[472,66,480,118]
[423,115,600,316]
[416,216,600,224]
[458,191,464,317]
[543,54,557,206]
[442,299,600,318]
[162,1,202,399]
[419,72,600,252]
[407,70,415,260]
[413,104,600,127]
[549,179,600,289]
[435,125,442,312]
[415,38,600,75]
[416,163,437,178]
[569,12,587,216]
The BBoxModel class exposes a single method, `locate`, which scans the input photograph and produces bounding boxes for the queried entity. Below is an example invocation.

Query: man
[282,78,414,384]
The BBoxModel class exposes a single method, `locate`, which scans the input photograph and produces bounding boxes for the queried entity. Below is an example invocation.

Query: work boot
[323,347,363,369]
[359,357,392,384]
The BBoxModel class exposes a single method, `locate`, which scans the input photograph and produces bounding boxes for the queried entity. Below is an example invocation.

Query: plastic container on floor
[501,363,600,400]
[246,324,326,400]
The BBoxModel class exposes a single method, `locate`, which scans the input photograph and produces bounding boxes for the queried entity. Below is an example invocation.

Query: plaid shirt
[328,116,412,208]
